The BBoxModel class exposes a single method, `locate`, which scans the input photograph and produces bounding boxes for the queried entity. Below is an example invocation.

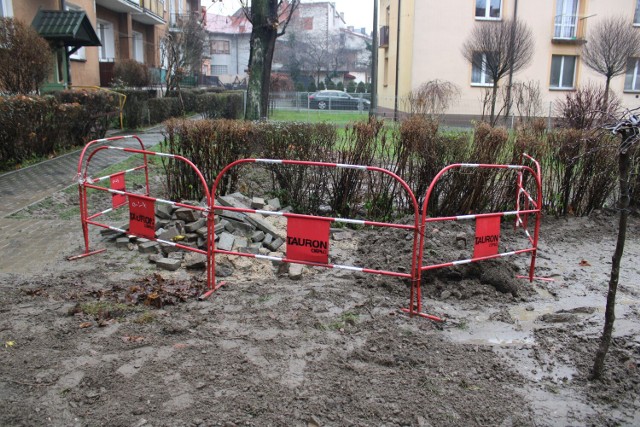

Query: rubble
[105,193,303,276]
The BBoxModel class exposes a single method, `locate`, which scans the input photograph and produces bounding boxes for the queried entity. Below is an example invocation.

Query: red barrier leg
[68,183,106,260]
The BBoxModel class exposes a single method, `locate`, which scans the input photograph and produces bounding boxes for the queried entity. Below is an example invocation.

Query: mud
[1,188,640,425]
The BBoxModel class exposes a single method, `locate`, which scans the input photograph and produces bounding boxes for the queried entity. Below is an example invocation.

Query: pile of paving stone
[101,192,293,275]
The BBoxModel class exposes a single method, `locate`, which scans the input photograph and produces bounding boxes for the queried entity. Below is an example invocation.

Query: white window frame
[211,64,228,75]
[0,0,14,18]
[471,52,494,87]
[550,55,577,90]
[475,0,502,20]
[97,19,115,62]
[625,58,640,92]
[554,0,579,39]
[132,31,144,63]
[65,4,86,61]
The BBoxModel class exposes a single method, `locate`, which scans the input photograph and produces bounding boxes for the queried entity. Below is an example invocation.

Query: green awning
[31,10,101,48]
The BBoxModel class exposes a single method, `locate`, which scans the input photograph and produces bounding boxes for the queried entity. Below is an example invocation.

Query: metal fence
[267,92,557,128]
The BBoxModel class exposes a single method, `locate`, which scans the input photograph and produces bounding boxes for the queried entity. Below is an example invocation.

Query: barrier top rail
[81,145,212,204]
[75,135,145,177]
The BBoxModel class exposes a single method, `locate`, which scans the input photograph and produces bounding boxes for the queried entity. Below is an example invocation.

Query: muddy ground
[1,182,640,426]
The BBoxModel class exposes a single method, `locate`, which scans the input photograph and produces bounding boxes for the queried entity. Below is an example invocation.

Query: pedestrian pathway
[0,129,166,274]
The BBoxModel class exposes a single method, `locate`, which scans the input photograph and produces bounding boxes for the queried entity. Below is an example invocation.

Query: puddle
[446,321,535,347]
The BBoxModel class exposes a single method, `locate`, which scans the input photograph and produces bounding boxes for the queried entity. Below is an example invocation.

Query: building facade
[204,10,251,86]
[378,0,640,119]
[3,0,202,88]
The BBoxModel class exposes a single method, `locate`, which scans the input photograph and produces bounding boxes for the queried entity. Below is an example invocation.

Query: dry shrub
[113,59,151,87]
[511,80,543,124]
[404,80,459,118]
[163,119,252,200]
[254,121,336,213]
[331,118,384,218]
[554,84,620,130]
[0,18,52,95]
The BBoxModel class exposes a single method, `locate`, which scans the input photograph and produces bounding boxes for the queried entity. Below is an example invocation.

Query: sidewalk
[0,128,166,274]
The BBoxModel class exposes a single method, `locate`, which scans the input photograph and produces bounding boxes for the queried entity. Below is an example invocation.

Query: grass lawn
[268,109,370,126]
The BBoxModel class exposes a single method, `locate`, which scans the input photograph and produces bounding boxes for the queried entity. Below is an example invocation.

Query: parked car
[308,90,370,111]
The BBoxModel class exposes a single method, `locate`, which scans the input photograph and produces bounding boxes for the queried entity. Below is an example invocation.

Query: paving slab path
[0,130,166,273]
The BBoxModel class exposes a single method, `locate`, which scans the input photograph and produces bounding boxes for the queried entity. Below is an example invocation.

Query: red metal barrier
[68,138,544,323]
[409,155,543,319]
[68,140,215,291]
[200,158,442,321]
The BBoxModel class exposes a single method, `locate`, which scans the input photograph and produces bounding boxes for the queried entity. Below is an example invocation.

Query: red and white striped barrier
[69,136,544,323]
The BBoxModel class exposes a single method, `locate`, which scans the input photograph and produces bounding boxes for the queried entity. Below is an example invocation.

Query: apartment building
[377,0,640,119]
[2,0,201,88]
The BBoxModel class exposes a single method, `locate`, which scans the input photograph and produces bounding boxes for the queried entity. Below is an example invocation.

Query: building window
[65,4,86,60]
[211,65,228,75]
[625,58,640,92]
[0,0,13,17]
[475,0,501,19]
[471,52,494,86]
[132,31,144,63]
[211,40,230,54]
[554,0,579,38]
[550,55,576,89]
[635,0,640,25]
[97,20,115,62]
[302,17,313,30]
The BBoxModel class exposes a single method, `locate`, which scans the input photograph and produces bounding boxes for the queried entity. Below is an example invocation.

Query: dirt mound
[357,218,537,303]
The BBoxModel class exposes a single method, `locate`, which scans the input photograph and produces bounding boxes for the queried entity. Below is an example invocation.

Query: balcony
[169,11,204,30]
[379,25,389,47]
[552,14,586,44]
[95,0,165,26]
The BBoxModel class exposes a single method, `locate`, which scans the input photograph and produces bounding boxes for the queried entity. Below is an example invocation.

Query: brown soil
[1,182,640,426]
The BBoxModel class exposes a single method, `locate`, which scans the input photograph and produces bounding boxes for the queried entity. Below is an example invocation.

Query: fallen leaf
[79,322,92,329]
[4,340,15,348]
[579,259,591,267]
[173,343,188,349]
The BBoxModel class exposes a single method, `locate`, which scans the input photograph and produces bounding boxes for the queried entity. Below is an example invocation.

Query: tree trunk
[603,76,611,111]
[490,84,499,125]
[591,150,631,380]
[245,0,278,121]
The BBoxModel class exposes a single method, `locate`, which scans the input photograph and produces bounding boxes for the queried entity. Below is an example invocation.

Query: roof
[205,13,252,34]
[31,10,101,47]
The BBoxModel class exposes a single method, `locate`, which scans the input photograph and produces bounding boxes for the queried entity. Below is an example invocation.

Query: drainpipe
[370,0,378,118]
[393,0,401,121]
[505,0,518,122]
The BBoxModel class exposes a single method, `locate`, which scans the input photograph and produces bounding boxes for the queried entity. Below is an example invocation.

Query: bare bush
[511,80,543,124]
[404,80,459,118]
[0,18,52,95]
[112,59,151,87]
[554,84,621,130]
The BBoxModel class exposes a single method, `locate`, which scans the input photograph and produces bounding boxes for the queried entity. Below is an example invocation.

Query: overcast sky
[202,0,375,33]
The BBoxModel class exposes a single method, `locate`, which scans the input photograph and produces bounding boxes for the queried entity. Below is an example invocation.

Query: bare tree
[160,13,206,101]
[591,108,640,380]
[0,18,52,95]
[240,0,300,120]
[461,19,534,125]
[581,16,640,108]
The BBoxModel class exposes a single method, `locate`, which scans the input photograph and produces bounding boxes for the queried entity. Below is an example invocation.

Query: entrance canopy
[32,10,101,54]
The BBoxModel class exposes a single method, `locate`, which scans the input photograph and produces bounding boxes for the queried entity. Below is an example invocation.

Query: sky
[202,0,375,33]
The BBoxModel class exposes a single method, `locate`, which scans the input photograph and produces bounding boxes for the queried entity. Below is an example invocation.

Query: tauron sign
[473,216,501,258]
[110,172,126,208]
[286,217,331,264]
[128,194,156,239]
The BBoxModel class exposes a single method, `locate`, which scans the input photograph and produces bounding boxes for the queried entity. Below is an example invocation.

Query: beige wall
[381,0,640,116]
